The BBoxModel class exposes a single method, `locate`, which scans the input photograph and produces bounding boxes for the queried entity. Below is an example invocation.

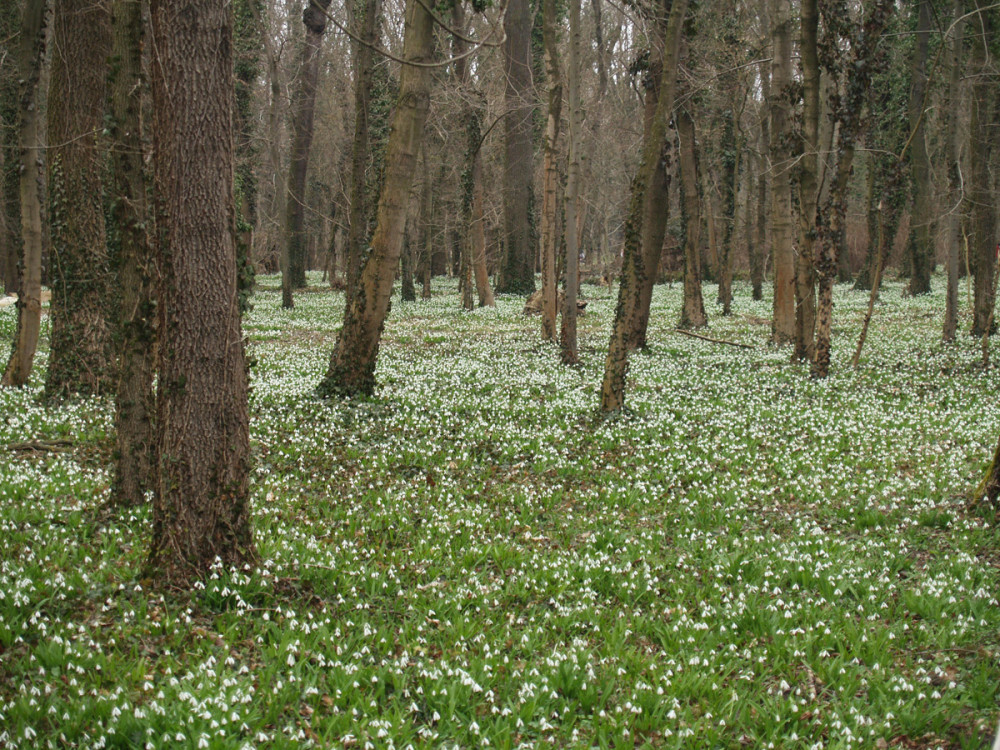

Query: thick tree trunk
[560,0,582,364]
[943,0,965,343]
[317,0,435,398]
[44,0,114,399]
[345,0,381,308]
[677,106,706,330]
[282,0,334,304]
[1,0,47,388]
[109,0,156,507]
[419,156,433,300]
[906,0,933,297]
[148,0,256,580]
[497,0,535,295]
[540,0,562,340]
[793,0,819,362]
[600,0,688,414]
[769,0,795,345]
[968,3,997,338]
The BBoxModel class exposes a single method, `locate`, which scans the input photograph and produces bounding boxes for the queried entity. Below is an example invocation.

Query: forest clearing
[2,275,999,749]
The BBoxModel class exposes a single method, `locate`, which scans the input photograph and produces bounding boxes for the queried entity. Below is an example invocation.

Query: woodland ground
[1,273,999,749]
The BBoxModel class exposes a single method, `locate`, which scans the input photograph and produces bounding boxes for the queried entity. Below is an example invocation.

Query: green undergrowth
[1,273,999,749]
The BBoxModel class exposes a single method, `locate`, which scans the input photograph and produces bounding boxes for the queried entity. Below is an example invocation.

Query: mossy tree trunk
[282,0,333,306]
[317,0,435,398]
[147,0,256,581]
[109,0,156,507]
[769,0,795,345]
[1,0,48,388]
[943,0,965,343]
[44,0,115,399]
[600,0,688,414]
[539,0,562,340]
[560,0,582,364]
[0,0,21,296]
[793,0,819,363]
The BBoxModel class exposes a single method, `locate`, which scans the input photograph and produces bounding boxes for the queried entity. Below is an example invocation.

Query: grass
[1,272,999,749]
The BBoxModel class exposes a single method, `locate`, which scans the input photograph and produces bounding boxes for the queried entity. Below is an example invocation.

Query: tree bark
[943,0,965,343]
[677,106,706,330]
[621,0,672,350]
[497,0,535,295]
[109,0,156,507]
[560,0,582,364]
[769,0,795,345]
[968,2,997,338]
[905,0,933,297]
[44,0,115,399]
[540,0,562,340]
[148,0,256,580]
[600,0,688,414]
[751,60,769,302]
[793,0,819,362]
[317,0,435,398]
[0,1,20,297]
[1,0,48,388]
[282,0,334,305]
[345,0,381,308]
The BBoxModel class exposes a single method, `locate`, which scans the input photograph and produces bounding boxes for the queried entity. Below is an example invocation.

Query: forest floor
[1,273,999,749]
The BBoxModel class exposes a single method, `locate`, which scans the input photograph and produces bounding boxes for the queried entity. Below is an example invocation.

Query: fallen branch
[671,328,753,349]
[6,438,74,453]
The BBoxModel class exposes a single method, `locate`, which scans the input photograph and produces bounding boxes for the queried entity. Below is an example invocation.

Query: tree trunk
[560,0,582,364]
[401,227,416,301]
[148,0,256,581]
[968,2,997,338]
[282,0,333,304]
[769,0,795,345]
[600,0,688,414]
[419,155,433,300]
[497,0,535,295]
[751,61,769,302]
[793,0,819,362]
[1,0,47,388]
[317,0,435,398]
[812,0,894,378]
[622,0,672,350]
[717,113,738,316]
[234,0,261,311]
[260,24,283,275]
[905,0,933,297]
[345,0,381,308]
[943,0,965,343]
[44,0,114,399]
[0,1,20,297]
[540,0,562,340]
[109,0,156,507]
[677,106,707,330]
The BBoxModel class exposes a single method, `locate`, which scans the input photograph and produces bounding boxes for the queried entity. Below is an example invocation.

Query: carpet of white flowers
[1,273,999,749]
